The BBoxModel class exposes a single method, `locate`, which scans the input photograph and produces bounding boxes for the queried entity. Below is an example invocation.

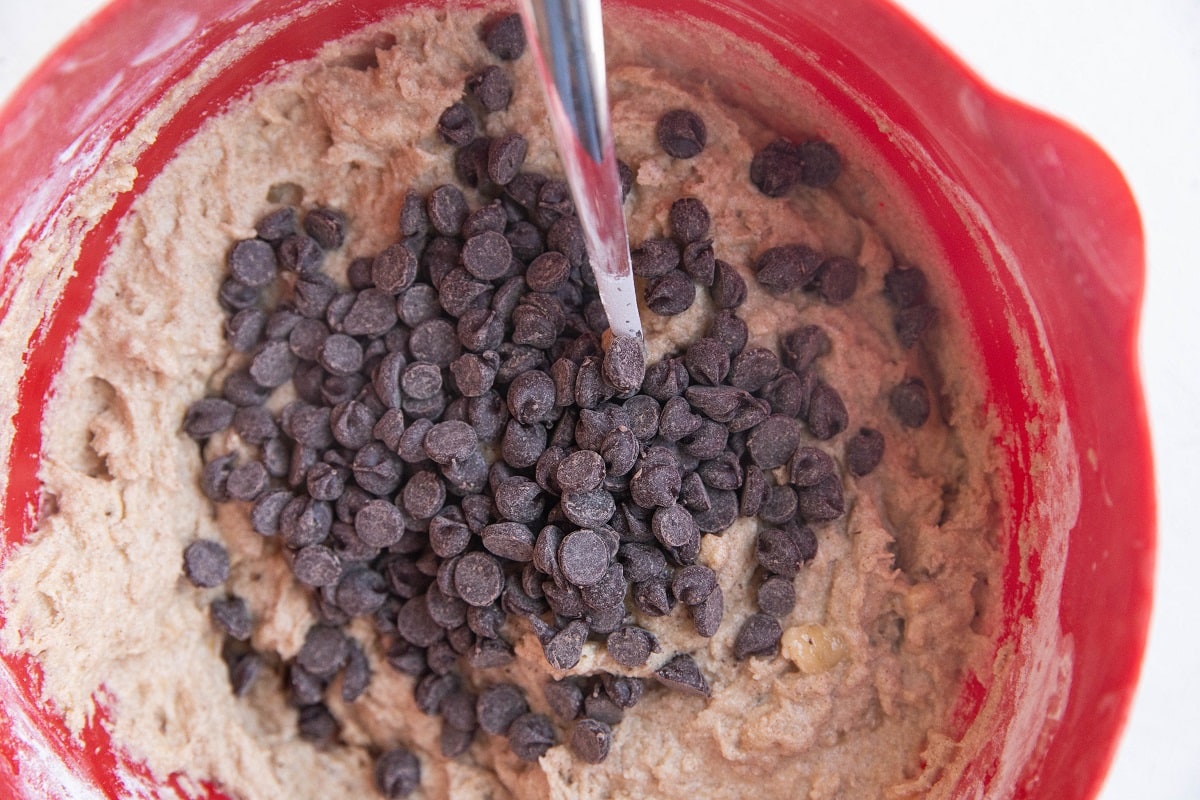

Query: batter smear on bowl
[0,4,1003,799]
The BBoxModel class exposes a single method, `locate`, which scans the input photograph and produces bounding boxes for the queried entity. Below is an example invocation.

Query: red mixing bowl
[0,1,1153,798]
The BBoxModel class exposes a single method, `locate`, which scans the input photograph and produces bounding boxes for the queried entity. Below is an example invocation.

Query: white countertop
[2,2,1197,798]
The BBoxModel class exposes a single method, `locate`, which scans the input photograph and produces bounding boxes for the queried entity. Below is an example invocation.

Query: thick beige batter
[0,5,1001,799]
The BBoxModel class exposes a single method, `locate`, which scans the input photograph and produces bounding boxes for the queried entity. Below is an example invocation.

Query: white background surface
[1,2,1197,798]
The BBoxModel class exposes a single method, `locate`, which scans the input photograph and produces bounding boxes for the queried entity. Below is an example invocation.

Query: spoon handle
[518,0,643,342]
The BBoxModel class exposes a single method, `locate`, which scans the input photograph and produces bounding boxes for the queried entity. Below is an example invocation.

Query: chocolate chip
[668,196,711,243]
[807,381,848,440]
[350,499,403,548]
[210,596,251,641]
[734,613,783,659]
[798,139,842,187]
[895,304,937,348]
[683,338,728,386]
[437,102,476,146]
[507,370,555,424]
[789,446,837,487]
[632,577,673,617]
[579,561,626,610]
[711,259,747,309]
[343,288,398,336]
[493,477,542,524]
[484,12,526,59]
[754,244,822,293]
[884,265,928,309]
[654,653,711,696]
[760,484,799,525]
[690,583,723,636]
[508,713,556,762]
[450,353,498,397]
[726,349,776,394]
[536,178,574,226]
[183,540,229,587]
[569,718,611,764]
[658,397,704,443]
[218,277,258,311]
[226,460,269,501]
[671,564,717,606]
[297,704,339,745]
[652,502,698,551]
[642,357,689,401]
[335,567,388,616]
[250,489,291,535]
[410,318,462,366]
[619,395,658,442]
[616,543,662,584]
[557,529,611,587]
[456,231,509,282]
[227,651,262,698]
[759,370,809,419]
[544,679,584,721]
[304,207,346,249]
[473,683,527,737]
[679,470,712,512]
[468,65,513,113]
[297,624,349,678]
[487,133,528,186]
[600,427,638,477]
[184,397,236,439]
[396,362,440,402]
[656,109,707,158]
[481,521,535,561]
[228,239,277,288]
[402,470,446,520]
[560,489,616,528]
[449,552,501,609]
[396,595,444,648]
[318,333,363,377]
[250,340,298,388]
[288,662,325,706]
[441,688,478,732]
[691,488,738,534]
[385,641,427,676]
[602,335,645,394]
[630,461,681,509]
[755,526,804,577]
[815,256,858,304]
[681,240,716,286]
[543,618,589,669]
[421,420,477,466]
[797,473,845,521]
[601,626,657,670]
[224,307,266,353]
[749,139,803,197]
[279,235,324,277]
[701,314,743,359]
[256,206,296,241]
[697,452,742,491]
[685,385,745,423]
[757,575,796,617]
[292,545,342,587]
[645,270,695,316]
[552,450,603,495]
[374,748,420,799]
[743,414,800,469]
[631,238,681,278]
[847,427,885,475]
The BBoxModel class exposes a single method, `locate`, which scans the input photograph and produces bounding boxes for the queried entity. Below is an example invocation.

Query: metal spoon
[517,0,643,342]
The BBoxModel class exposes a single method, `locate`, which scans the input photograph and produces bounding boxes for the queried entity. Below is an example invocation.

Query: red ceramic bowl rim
[0,1,1154,799]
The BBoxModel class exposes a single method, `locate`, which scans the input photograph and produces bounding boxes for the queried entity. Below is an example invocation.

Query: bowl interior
[0,1,1152,798]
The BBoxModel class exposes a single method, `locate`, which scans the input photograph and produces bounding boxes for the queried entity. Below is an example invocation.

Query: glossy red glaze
[0,1,1153,798]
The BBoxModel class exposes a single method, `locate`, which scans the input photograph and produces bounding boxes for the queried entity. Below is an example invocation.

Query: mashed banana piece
[0,5,1000,799]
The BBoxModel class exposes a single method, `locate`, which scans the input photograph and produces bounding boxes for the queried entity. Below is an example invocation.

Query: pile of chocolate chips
[179,12,936,798]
